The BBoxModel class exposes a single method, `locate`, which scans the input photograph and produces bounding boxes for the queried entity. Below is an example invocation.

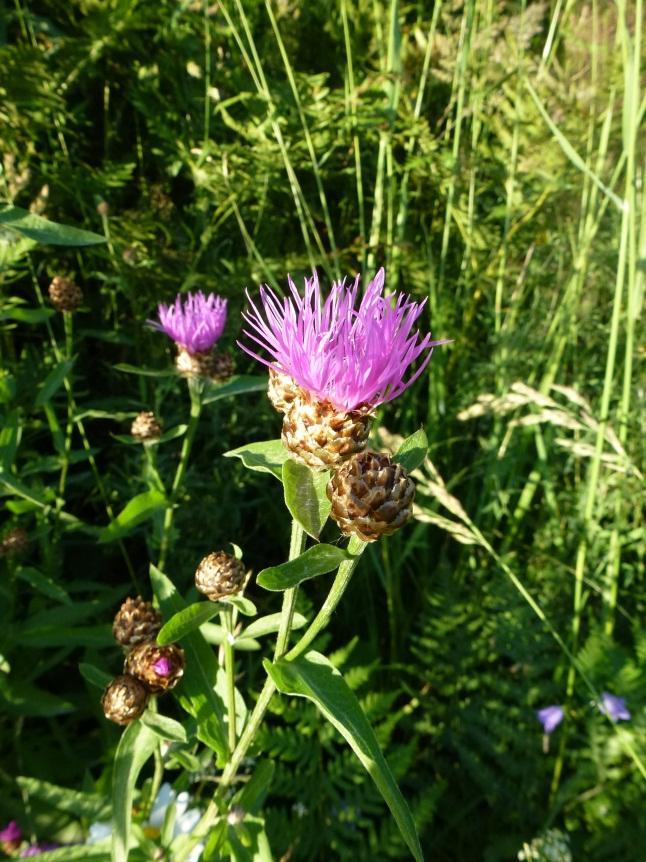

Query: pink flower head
[240,268,447,411]
[0,821,22,843]
[153,657,173,677]
[150,291,227,354]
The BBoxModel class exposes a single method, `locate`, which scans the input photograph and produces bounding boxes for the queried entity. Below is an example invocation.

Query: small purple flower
[599,692,631,722]
[240,268,448,411]
[150,291,227,354]
[0,820,22,842]
[20,844,61,857]
[153,657,172,677]
[536,705,564,734]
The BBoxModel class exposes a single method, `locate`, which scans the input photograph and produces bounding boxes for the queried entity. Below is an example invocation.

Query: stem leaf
[241,611,307,639]
[257,545,353,591]
[78,662,113,689]
[202,375,268,404]
[141,710,189,744]
[282,459,330,539]
[265,651,423,862]
[157,602,221,645]
[98,489,167,543]
[393,428,428,473]
[34,358,76,407]
[0,205,106,246]
[223,439,290,480]
[111,720,157,862]
[219,595,257,616]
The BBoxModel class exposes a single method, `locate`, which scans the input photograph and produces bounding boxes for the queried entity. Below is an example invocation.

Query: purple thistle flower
[240,268,448,412]
[0,821,22,842]
[153,657,172,677]
[536,705,564,734]
[150,291,227,354]
[599,692,631,722]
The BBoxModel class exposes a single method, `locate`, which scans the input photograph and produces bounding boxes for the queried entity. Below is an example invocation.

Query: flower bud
[113,596,162,647]
[48,276,83,312]
[0,527,29,556]
[282,396,371,471]
[130,411,162,443]
[101,674,149,724]
[96,200,110,216]
[326,451,415,541]
[267,368,302,413]
[195,551,245,601]
[125,642,185,693]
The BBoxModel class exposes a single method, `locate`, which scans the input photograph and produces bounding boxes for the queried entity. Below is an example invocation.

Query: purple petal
[600,692,631,722]
[0,821,22,842]
[238,268,449,410]
[536,705,564,734]
[149,291,227,353]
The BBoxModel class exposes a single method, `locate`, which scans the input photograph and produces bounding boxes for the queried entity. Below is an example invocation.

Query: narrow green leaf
[0,205,106,246]
[202,375,268,404]
[16,566,72,605]
[141,711,189,744]
[241,612,307,640]
[113,363,174,377]
[79,662,113,690]
[223,439,290,480]
[393,428,428,472]
[265,651,423,862]
[14,843,110,861]
[0,675,73,716]
[0,306,55,323]
[157,602,221,645]
[257,545,352,591]
[35,359,76,407]
[17,624,113,648]
[98,489,166,543]
[111,720,157,862]
[150,565,228,762]
[282,459,331,539]
[219,595,257,616]
[16,776,110,820]
[0,410,20,471]
[233,760,275,812]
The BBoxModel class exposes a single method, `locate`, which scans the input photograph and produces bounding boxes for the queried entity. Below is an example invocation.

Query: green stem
[158,379,202,571]
[274,521,306,659]
[222,607,237,753]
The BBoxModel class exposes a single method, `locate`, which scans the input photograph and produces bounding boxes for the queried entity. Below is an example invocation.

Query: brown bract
[195,551,246,601]
[112,596,162,647]
[48,276,83,312]
[130,411,162,443]
[281,396,372,471]
[267,368,303,413]
[125,642,185,693]
[326,450,415,541]
[0,527,29,556]
[101,674,149,725]
[175,346,233,381]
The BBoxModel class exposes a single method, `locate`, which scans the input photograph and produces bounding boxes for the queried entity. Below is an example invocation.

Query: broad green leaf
[141,710,189,744]
[393,428,428,473]
[224,439,289,480]
[219,594,257,616]
[282,459,331,539]
[16,776,110,820]
[265,651,423,862]
[16,566,72,604]
[79,662,113,689]
[157,602,221,645]
[257,545,352,591]
[0,675,74,716]
[35,358,75,407]
[202,375,268,404]
[111,720,157,862]
[98,489,166,543]
[241,612,307,640]
[0,306,55,323]
[150,565,228,761]
[0,205,106,246]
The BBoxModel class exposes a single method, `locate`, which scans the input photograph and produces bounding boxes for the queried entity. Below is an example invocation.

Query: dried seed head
[96,200,110,217]
[282,396,372,471]
[326,451,415,542]
[195,551,246,601]
[267,368,303,413]
[0,527,29,557]
[175,346,234,382]
[113,596,163,647]
[101,674,149,724]
[130,411,162,443]
[125,642,185,693]
[48,276,83,312]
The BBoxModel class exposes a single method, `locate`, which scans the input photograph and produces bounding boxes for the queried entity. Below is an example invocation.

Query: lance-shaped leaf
[264,651,423,862]
[257,545,353,591]
[141,711,189,744]
[224,439,289,480]
[111,720,157,862]
[150,565,228,762]
[241,612,307,640]
[98,489,166,543]
[157,602,221,645]
[35,358,76,407]
[202,375,268,404]
[0,205,106,246]
[282,459,330,539]
[393,428,428,473]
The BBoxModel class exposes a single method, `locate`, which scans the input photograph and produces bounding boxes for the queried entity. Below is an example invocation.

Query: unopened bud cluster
[48,276,83,312]
[195,551,246,601]
[130,411,162,443]
[101,597,185,725]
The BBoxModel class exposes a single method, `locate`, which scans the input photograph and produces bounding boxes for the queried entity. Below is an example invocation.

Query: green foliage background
[0,0,644,860]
